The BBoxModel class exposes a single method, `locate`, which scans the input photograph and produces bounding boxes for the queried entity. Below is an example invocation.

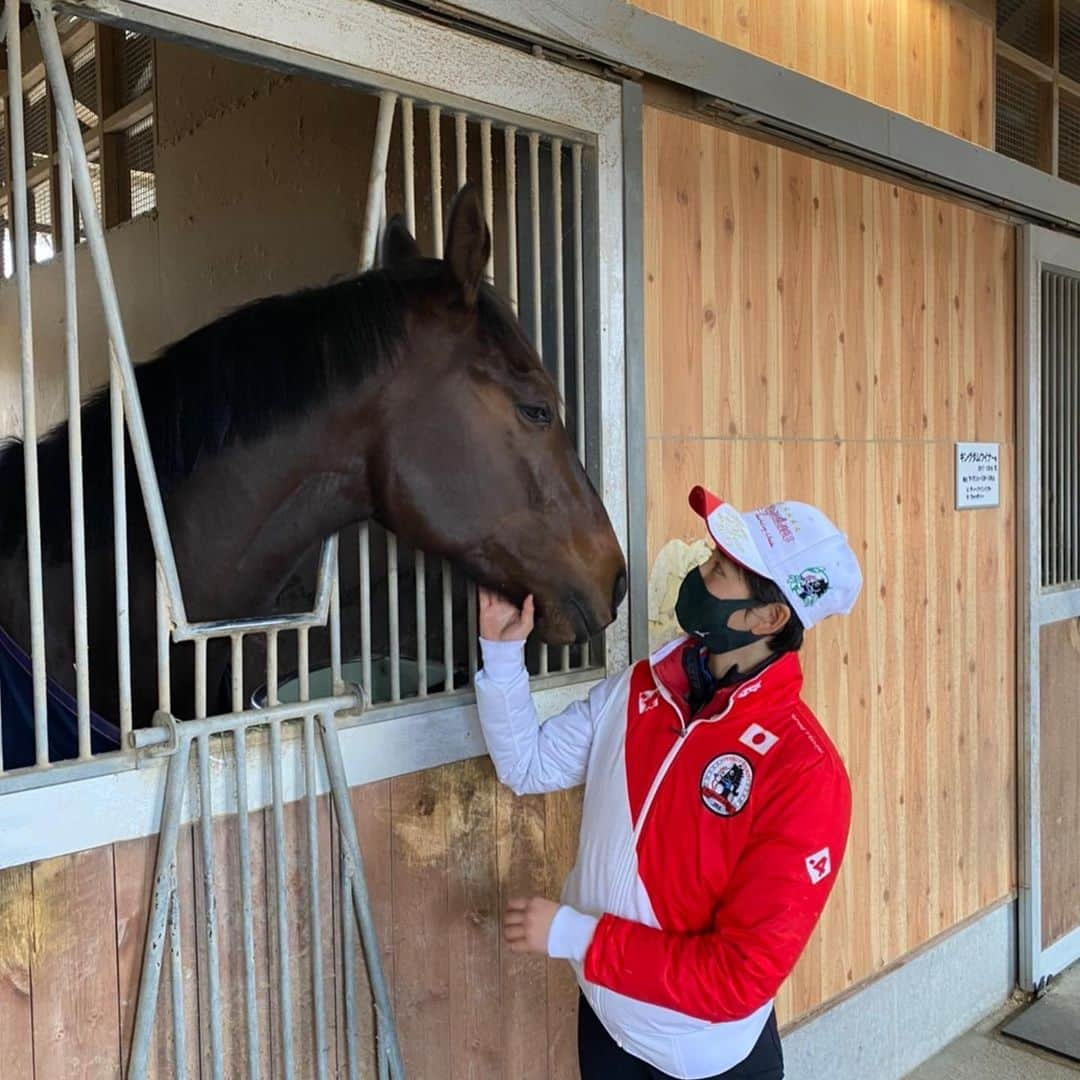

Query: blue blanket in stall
[0,626,121,769]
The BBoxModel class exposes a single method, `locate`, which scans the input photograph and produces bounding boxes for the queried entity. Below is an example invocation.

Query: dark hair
[740,566,805,655]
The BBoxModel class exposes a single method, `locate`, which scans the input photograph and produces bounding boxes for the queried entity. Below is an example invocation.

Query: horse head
[366,184,626,646]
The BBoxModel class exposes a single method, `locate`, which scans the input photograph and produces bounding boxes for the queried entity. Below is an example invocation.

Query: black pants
[577,994,784,1079]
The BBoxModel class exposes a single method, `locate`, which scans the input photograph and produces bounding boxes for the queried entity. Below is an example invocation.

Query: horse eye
[516,403,552,427]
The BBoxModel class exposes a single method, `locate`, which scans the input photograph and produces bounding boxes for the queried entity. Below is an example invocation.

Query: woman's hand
[503,896,559,954]
[478,588,534,642]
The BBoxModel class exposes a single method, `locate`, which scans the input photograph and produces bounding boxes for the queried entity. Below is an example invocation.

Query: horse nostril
[612,570,628,613]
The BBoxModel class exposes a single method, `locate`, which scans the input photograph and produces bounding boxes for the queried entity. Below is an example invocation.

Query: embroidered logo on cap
[787,567,830,607]
[805,847,832,884]
[700,754,753,817]
[739,723,778,756]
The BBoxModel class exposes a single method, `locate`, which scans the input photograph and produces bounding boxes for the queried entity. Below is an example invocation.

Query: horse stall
[0,1,627,1076]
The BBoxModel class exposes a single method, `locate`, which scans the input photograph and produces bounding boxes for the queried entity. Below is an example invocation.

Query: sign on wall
[955,442,1000,510]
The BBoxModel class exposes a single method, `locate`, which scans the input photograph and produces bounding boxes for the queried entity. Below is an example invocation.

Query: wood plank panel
[642,106,1016,1020]
[1039,617,1080,948]
[0,865,33,1080]
[30,847,121,1078]
[628,0,994,146]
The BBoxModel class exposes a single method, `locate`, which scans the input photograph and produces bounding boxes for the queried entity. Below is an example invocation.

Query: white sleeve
[473,638,609,795]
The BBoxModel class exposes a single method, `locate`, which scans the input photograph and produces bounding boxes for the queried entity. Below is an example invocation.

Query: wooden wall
[628,0,995,147]
[0,759,582,1079]
[642,105,1016,1023]
[1039,617,1080,949]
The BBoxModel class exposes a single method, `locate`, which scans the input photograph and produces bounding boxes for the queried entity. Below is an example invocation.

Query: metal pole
[7,0,49,765]
[128,734,193,1076]
[110,344,133,737]
[572,142,590,668]
[304,712,329,1080]
[360,91,397,271]
[359,523,372,701]
[167,860,188,1077]
[59,126,92,754]
[552,138,570,672]
[318,713,405,1078]
[232,722,260,1079]
[529,131,548,675]
[388,534,400,702]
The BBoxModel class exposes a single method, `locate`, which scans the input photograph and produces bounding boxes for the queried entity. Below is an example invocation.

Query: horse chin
[533,598,591,647]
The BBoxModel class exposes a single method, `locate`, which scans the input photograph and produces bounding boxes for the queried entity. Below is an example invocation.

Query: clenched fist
[503,896,559,955]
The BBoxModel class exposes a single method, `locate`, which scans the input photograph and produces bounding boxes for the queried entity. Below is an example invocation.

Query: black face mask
[674,567,762,654]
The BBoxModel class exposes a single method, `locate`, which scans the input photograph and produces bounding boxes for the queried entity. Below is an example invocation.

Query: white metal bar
[360,91,398,271]
[1042,272,1050,588]
[1070,279,1077,583]
[156,568,171,717]
[572,142,590,670]
[196,728,224,1080]
[128,734,192,1075]
[269,715,296,1080]
[7,0,49,765]
[59,128,92,755]
[330,539,343,696]
[388,534,401,703]
[481,119,494,283]
[528,131,548,676]
[455,110,468,189]
[110,347,133,738]
[429,105,444,257]
[340,857,360,1080]
[442,560,454,692]
[167,863,187,1078]
[304,713,329,1080]
[505,127,519,315]
[1057,276,1065,585]
[231,635,244,713]
[552,138,571,673]
[359,524,372,702]
[415,552,428,698]
[402,98,416,232]
[232,723,260,1079]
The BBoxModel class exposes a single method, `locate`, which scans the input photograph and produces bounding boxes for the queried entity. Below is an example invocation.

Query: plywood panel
[1040,618,1080,949]
[629,0,995,147]
[642,106,1016,1023]
[30,847,122,1078]
[0,865,33,1080]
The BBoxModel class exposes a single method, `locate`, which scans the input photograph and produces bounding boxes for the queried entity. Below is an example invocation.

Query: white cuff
[479,638,527,684]
[546,905,599,961]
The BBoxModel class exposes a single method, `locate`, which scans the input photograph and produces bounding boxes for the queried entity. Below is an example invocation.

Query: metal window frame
[1016,222,1080,992]
[0,0,629,863]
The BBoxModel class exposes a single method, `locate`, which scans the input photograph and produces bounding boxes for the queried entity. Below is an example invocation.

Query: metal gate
[1018,224,1080,992]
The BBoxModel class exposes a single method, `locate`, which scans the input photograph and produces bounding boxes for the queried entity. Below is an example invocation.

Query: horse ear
[382,215,422,268]
[444,182,490,307]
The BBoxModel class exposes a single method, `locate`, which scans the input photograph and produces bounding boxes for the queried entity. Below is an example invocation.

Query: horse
[0,183,627,766]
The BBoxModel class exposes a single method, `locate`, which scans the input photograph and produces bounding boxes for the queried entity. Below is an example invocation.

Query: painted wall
[628,0,995,147]
[642,104,1016,1024]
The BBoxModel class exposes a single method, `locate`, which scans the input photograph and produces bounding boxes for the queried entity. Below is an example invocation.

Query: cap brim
[687,486,772,580]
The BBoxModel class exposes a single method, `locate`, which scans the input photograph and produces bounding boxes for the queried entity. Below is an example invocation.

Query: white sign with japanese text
[955,442,1000,509]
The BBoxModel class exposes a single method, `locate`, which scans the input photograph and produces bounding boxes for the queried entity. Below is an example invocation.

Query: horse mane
[0,269,410,559]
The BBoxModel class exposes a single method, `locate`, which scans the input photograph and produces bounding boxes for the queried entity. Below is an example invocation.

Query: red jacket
[475,635,851,1078]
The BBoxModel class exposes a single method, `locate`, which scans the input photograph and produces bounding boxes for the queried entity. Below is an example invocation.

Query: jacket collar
[647,634,804,726]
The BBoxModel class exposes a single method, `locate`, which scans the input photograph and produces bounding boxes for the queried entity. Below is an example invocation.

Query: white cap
[688,486,863,629]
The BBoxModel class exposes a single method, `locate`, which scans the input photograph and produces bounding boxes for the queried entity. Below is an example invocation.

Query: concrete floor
[905,962,1080,1079]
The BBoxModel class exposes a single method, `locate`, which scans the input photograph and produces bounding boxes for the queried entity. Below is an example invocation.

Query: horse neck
[164,395,379,622]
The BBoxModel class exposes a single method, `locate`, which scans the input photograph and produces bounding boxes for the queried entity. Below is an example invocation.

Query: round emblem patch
[700,753,753,816]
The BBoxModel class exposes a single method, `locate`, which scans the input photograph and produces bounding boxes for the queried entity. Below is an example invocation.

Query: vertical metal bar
[231,635,244,713]
[111,344,133,738]
[156,567,171,717]
[330,540,343,696]
[1042,273,1050,587]
[505,127,519,316]
[455,111,467,189]
[388,534,401,703]
[233,722,260,1080]
[168,862,188,1079]
[318,714,405,1078]
[269,714,295,1079]
[528,131,548,675]
[1057,276,1065,586]
[304,712,328,1080]
[1071,279,1078,584]
[6,0,49,764]
[429,105,443,257]
[402,98,415,231]
[360,91,398,271]
[415,551,428,697]
[573,142,590,670]
[551,138,570,672]
[442,559,454,693]
[340,851,360,1080]
[481,120,494,282]
[193,639,224,1080]
[359,524,372,703]
[59,128,92,754]
[128,735,193,1075]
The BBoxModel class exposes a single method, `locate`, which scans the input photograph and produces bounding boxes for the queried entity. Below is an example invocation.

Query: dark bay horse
[0,184,626,761]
